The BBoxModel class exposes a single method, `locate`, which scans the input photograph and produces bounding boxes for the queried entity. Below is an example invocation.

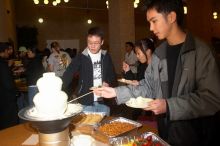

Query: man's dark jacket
[62,48,116,105]
[0,58,18,130]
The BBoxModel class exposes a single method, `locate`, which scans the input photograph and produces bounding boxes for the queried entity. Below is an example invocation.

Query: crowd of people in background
[0,40,77,130]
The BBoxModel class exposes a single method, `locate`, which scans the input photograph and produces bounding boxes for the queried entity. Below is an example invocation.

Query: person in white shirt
[48,41,71,77]
[124,42,138,75]
[62,27,116,116]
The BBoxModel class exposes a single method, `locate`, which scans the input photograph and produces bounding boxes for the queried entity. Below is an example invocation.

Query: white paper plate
[125,97,153,108]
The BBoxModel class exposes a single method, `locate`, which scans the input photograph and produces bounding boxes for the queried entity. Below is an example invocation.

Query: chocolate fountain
[18,73,83,146]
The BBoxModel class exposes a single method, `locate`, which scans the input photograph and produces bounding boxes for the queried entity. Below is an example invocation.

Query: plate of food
[117,78,133,85]
[110,132,170,146]
[72,112,106,126]
[125,96,153,109]
[96,117,142,138]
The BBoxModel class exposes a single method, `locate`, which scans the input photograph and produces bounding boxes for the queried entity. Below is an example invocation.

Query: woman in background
[122,38,155,120]
[123,38,155,85]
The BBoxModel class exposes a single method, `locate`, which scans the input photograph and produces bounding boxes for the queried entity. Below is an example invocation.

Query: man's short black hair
[145,0,184,28]
[125,42,134,48]
[87,26,104,40]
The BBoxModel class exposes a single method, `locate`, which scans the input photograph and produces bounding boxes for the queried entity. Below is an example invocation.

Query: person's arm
[122,61,134,80]
[167,44,220,121]
[94,57,155,105]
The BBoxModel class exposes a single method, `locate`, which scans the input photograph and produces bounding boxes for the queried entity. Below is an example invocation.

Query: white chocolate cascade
[33,72,68,118]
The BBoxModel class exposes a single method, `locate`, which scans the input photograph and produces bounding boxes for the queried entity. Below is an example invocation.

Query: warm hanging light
[134,0,139,3]
[52,1,57,6]
[44,0,49,5]
[183,6,187,14]
[38,18,44,23]
[134,0,139,8]
[56,0,61,4]
[213,12,218,19]
[134,3,138,8]
[34,0,69,6]
[34,0,39,5]
[87,19,92,24]
[106,1,109,9]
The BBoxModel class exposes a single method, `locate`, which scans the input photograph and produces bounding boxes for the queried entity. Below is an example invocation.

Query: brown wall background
[14,0,151,52]
[13,0,220,51]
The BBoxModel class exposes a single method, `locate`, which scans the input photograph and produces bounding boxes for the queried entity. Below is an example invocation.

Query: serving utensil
[68,91,93,103]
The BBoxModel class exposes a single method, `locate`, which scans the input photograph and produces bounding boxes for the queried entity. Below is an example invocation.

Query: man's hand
[144,99,167,115]
[93,86,116,98]
[131,80,139,86]
[102,82,109,87]
[122,61,130,72]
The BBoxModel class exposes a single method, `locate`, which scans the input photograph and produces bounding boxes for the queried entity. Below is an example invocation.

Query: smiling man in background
[62,26,116,115]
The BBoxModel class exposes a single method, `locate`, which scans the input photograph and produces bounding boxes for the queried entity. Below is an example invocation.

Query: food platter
[125,96,153,108]
[95,117,142,138]
[72,111,106,126]
[110,132,170,146]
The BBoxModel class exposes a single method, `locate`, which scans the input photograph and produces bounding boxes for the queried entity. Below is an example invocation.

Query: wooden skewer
[68,91,93,103]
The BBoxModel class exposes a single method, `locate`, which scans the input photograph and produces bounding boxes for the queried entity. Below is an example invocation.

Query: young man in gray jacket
[93,0,220,145]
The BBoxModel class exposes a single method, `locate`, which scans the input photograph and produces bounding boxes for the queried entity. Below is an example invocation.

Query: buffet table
[0,117,157,146]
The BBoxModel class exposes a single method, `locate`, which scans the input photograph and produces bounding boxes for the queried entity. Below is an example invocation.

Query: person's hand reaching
[93,86,116,98]
[102,82,109,87]
[131,80,139,86]
[122,61,130,73]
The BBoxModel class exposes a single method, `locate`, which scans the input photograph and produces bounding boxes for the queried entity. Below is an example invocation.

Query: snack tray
[73,111,106,126]
[110,132,170,146]
[95,117,142,138]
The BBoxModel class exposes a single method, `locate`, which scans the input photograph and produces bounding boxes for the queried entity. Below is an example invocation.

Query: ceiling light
[34,0,68,6]
[34,0,39,5]
[56,0,61,4]
[134,3,138,8]
[134,0,139,3]
[44,0,49,5]
[184,6,187,14]
[106,1,109,9]
[213,12,218,16]
[213,15,218,19]
[52,1,57,6]
[87,19,92,24]
[38,18,44,23]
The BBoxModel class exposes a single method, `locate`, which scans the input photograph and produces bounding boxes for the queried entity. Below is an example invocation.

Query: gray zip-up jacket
[115,33,220,145]
[115,33,220,120]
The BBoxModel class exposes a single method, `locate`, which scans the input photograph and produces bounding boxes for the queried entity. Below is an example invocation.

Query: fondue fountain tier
[18,72,83,146]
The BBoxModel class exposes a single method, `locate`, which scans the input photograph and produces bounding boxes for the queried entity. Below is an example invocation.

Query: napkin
[22,134,39,145]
